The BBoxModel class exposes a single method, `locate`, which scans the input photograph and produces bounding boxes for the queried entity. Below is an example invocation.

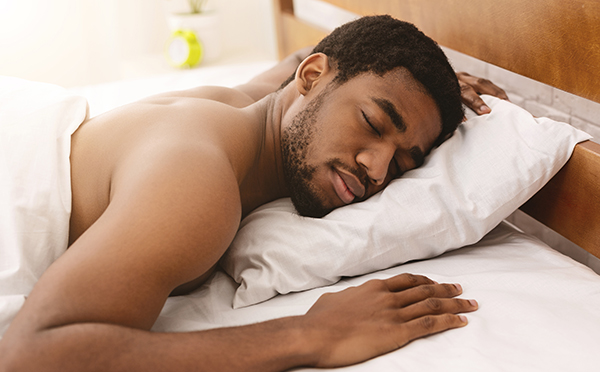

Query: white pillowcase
[221,95,591,308]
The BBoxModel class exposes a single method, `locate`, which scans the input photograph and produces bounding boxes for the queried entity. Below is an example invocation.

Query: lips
[332,168,366,204]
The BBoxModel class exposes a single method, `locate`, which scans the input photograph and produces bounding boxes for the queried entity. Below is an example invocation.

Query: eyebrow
[371,97,425,168]
[371,97,406,132]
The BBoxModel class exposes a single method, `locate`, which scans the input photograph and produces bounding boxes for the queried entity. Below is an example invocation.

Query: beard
[281,90,332,218]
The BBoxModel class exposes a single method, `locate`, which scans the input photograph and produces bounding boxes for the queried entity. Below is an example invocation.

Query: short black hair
[284,15,463,144]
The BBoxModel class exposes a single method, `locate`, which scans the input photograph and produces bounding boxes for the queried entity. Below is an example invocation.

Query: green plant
[188,0,207,13]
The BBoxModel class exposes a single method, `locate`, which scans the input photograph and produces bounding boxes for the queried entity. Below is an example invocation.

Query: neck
[239,86,298,218]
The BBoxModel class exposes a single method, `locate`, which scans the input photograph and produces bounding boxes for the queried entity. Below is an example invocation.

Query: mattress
[155,221,600,371]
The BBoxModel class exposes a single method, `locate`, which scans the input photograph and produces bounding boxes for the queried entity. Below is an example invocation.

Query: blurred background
[0,0,278,87]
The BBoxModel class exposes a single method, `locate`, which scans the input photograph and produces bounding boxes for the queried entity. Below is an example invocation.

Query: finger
[457,72,508,99]
[472,77,509,100]
[455,71,472,79]
[460,82,492,115]
[398,298,478,321]
[400,313,469,343]
[383,273,437,292]
[393,283,463,307]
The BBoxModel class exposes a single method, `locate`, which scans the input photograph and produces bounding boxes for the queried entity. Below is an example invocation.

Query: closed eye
[362,111,381,137]
[391,157,404,179]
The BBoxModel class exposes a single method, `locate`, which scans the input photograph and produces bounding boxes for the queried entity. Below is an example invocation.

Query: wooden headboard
[272,0,600,258]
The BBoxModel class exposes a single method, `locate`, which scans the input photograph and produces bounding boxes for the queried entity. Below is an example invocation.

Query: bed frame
[272,0,600,258]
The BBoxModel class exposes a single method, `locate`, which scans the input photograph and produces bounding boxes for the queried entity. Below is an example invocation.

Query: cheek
[303,130,331,164]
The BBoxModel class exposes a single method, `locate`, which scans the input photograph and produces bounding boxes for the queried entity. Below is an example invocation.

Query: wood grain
[280,0,600,104]
[272,0,327,59]
[521,141,600,259]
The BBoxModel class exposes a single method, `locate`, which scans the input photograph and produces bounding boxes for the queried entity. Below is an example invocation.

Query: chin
[291,200,333,218]
[289,189,336,218]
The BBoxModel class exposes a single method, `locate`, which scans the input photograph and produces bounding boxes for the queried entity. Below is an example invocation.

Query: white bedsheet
[155,221,600,371]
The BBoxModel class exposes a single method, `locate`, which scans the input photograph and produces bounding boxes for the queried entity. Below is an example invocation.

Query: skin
[456,71,509,114]
[0,47,505,371]
[281,67,442,217]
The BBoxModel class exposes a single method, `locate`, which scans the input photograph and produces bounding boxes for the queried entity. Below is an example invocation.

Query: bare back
[60,89,271,307]
[68,49,309,244]
[70,92,255,242]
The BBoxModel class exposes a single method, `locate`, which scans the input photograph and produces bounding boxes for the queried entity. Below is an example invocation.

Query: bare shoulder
[108,136,243,279]
[51,95,256,334]
[16,139,243,336]
[70,96,254,240]
[146,85,257,108]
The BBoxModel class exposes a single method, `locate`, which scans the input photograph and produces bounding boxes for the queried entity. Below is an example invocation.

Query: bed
[273,0,600,257]
[167,1,598,369]
[2,0,600,370]
[177,1,600,370]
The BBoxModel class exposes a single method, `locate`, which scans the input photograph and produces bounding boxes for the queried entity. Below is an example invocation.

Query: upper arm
[11,144,241,333]
[234,46,313,101]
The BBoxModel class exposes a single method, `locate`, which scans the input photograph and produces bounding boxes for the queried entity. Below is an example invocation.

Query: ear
[294,53,332,96]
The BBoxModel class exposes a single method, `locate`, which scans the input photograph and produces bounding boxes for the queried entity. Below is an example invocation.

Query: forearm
[1,275,477,371]
[234,46,314,101]
[1,317,318,372]
[146,47,314,106]
[244,46,313,86]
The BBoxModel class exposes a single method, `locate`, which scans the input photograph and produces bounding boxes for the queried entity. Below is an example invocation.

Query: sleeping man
[0,15,507,371]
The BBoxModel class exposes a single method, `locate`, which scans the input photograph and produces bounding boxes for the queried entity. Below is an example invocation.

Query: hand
[457,71,509,115]
[303,273,478,368]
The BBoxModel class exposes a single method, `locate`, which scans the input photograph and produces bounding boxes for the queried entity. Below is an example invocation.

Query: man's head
[281,15,463,217]
[282,15,464,144]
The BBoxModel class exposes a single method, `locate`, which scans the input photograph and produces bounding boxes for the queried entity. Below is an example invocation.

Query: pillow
[220,95,591,308]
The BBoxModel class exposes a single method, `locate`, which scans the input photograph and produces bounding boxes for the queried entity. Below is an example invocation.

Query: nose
[356,144,395,186]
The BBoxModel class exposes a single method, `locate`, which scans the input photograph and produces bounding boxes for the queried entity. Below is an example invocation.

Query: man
[0,16,506,371]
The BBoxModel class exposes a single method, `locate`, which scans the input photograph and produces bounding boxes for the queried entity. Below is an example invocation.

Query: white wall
[0,0,277,87]
[214,0,277,60]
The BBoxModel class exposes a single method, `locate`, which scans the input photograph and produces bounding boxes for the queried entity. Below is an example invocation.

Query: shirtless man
[0,16,507,371]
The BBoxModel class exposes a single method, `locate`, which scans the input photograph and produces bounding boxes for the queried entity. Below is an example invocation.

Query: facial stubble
[281,90,333,218]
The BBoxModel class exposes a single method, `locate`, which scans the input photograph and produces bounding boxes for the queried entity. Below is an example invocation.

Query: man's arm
[457,71,509,115]
[146,47,313,108]
[233,46,313,101]
[0,139,477,371]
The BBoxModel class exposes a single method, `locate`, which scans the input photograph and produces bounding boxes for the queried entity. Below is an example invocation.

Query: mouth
[331,167,366,205]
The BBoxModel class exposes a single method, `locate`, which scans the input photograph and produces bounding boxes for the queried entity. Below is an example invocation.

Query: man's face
[282,68,442,218]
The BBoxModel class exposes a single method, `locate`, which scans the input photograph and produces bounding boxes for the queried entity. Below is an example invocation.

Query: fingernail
[480,105,491,113]
[459,315,468,324]
[454,283,462,292]
[469,299,478,307]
